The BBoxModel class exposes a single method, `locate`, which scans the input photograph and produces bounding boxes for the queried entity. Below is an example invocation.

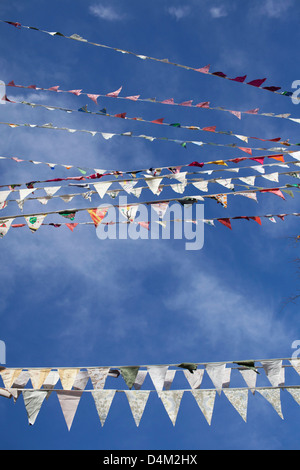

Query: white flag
[261,359,285,387]
[257,387,283,419]
[191,390,216,425]
[93,181,112,198]
[44,186,61,197]
[23,390,47,425]
[57,390,83,430]
[158,390,184,426]
[145,177,163,194]
[59,368,80,390]
[223,389,248,422]
[92,389,116,426]
[205,363,227,394]
[88,368,110,390]
[125,390,150,426]
[184,369,204,389]
[0,218,14,238]
[147,366,169,391]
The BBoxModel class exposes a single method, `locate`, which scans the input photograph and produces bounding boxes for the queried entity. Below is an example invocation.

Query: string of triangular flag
[1,150,298,184]
[4,97,296,149]
[2,168,300,214]
[5,79,300,125]
[1,20,295,101]
[0,358,300,427]
[0,119,293,155]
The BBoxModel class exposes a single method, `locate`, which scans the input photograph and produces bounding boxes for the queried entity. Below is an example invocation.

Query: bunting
[1,20,295,101]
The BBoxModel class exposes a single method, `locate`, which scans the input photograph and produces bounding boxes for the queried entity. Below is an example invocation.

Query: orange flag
[88,208,108,227]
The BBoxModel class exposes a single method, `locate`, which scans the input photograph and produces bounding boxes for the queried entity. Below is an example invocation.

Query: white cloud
[89,3,126,21]
[166,6,191,20]
[210,6,228,18]
[259,0,294,18]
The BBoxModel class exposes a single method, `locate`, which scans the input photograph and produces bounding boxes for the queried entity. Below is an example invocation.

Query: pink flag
[68,89,82,96]
[196,102,210,108]
[48,86,60,92]
[179,100,193,106]
[194,64,210,74]
[229,110,241,119]
[260,188,285,200]
[138,221,150,230]
[250,157,264,164]
[238,147,252,155]
[245,108,259,114]
[106,86,122,98]
[247,78,267,87]
[161,98,175,105]
[87,94,100,104]
[125,95,140,101]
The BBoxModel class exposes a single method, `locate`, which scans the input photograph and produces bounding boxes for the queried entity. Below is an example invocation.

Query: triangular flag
[125,390,150,426]
[19,188,35,201]
[42,370,60,398]
[73,370,89,391]
[151,202,169,219]
[88,368,110,390]
[56,390,83,430]
[1,369,22,388]
[192,181,209,192]
[257,388,284,419]
[223,389,248,422]
[247,78,267,87]
[183,369,204,389]
[23,390,47,425]
[133,370,148,390]
[145,177,163,194]
[25,215,47,233]
[0,218,14,238]
[119,205,139,223]
[205,363,227,394]
[44,186,61,197]
[163,370,176,390]
[260,188,285,199]
[93,181,112,198]
[290,358,300,376]
[0,190,11,204]
[158,390,184,426]
[66,223,78,232]
[9,370,30,402]
[194,64,210,74]
[147,366,169,391]
[217,218,232,230]
[92,390,116,426]
[262,172,279,182]
[238,368,258,394]
[261,360,285,387]
[87,208,108,227]
[106,86,122,98]
[120,367,140,390]
[191,390,216,425]
[59,368,80,390]
[87,94,100,104]
[286,388,300,407]
[29,369,51,389]
[239,176,256,186]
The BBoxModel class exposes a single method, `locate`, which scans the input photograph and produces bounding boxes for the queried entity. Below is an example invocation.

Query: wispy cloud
[166,6,191,21]
[259,0,294,18]
[89,3,126,21]
[210,6,228,18]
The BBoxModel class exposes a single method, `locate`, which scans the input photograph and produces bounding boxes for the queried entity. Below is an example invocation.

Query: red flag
[250,157,264,164]
[188,161,204,168]
[230,75,247,82]
[247,78,267,87]
[263,86,281,92]
[66,223,79,232]
[212,71,227,78]
[217,218,232,230]
[202,126,216,132]
[151,118,164,124]
[115,113,127,119]
[249,216,262,225]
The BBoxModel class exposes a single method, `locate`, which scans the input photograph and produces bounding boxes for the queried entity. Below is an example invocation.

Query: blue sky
[0,0,300,450]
